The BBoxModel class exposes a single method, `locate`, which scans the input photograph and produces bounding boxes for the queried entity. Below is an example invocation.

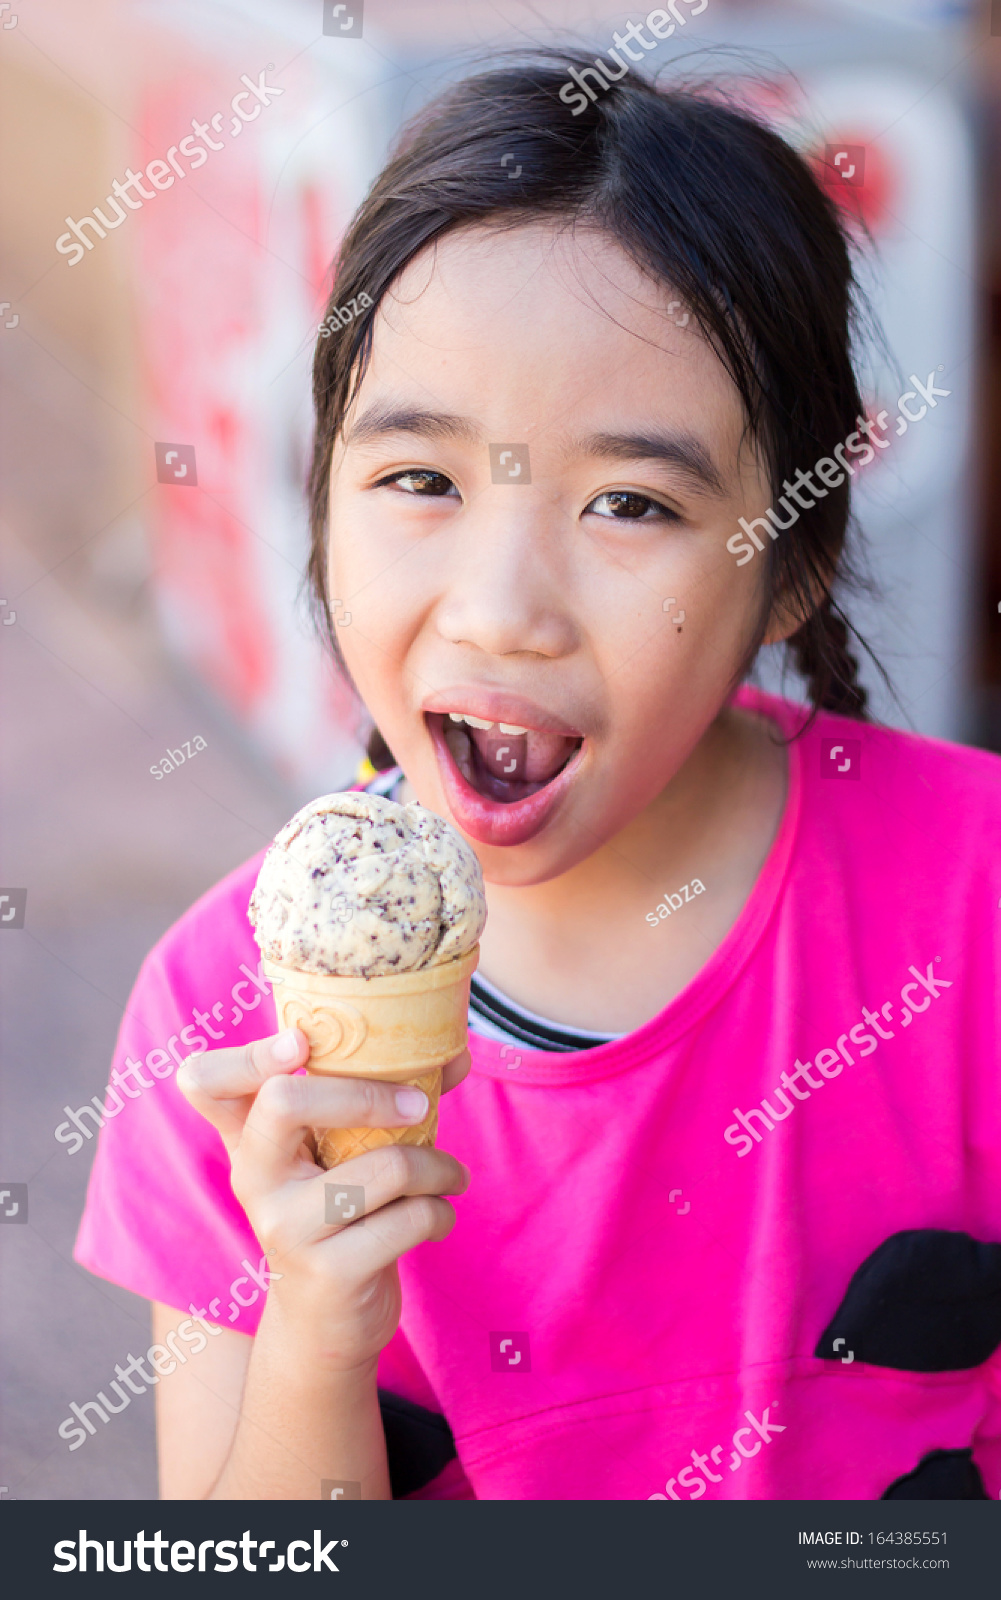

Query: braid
[366,725,398,771]
[788,597,869,720]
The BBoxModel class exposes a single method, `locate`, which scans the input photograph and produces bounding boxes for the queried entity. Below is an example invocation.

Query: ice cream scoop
[248,791,486,1168]
[248,790,486,978]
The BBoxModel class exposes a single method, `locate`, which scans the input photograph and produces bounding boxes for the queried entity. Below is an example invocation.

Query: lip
[425,710,587,847]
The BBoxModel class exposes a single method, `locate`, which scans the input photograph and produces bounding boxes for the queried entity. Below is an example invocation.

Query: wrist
[253,1297,383,1385]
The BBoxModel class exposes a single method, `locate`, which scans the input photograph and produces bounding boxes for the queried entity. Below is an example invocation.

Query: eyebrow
[346,404,482,448]
[345,406,727,498]
[569,430,726,497]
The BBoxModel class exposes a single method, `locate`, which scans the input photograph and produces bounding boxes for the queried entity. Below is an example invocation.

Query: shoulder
[745,689,1001,829]
[740,691,1001,933]
[805,705,1001,829]
[141,773,384,999]
[72,848,274,1321]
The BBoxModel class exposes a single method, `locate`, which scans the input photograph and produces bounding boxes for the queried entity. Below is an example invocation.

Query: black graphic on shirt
[815,1228,1001,1371]
[379,1389,457,1498]
[882,1447,988,1500]
[815,1229,1001,1500]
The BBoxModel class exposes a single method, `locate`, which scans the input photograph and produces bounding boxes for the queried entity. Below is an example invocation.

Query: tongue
[468,725,577,785]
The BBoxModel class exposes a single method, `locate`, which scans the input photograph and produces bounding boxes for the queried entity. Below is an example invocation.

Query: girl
[75,58,1001,1502]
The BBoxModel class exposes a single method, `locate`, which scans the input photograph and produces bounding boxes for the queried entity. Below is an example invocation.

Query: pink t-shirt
[74,690,1001,1500]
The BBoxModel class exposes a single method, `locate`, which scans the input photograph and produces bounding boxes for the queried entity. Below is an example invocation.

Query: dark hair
[308,55,879,770]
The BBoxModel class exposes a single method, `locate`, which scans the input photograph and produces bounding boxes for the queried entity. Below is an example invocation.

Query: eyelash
[373,470,679,523]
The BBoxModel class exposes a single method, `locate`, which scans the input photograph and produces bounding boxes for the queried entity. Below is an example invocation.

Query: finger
[335,1193,458,1278]
[441,1047,472,1094]
[269,1143,470,1256]
[235,1073,436,1194]
[176,1028,308,1107]
[176,1029,310,1152]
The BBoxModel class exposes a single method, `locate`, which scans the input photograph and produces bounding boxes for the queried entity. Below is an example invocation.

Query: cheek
[326,507,377,597]
[593,578,756,773]
[324,517,430,736]
[326,507,407,642]
[608,600,747,717]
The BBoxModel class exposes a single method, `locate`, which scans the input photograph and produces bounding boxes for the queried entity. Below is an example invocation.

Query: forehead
[359,221,744,445]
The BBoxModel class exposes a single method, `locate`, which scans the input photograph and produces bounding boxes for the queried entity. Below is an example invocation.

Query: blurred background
[1,0,999,1499]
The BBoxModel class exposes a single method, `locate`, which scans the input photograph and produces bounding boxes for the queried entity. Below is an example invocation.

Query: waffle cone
[263,945,478,1168]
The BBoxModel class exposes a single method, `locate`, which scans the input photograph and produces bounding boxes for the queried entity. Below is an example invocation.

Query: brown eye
[382,469,458,497]
[585,491,675,522]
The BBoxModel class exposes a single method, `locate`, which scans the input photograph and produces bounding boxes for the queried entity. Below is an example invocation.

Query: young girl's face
[327,222,778,885]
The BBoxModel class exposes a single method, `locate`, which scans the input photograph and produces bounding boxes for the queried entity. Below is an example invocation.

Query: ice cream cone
[263,945,478,1168]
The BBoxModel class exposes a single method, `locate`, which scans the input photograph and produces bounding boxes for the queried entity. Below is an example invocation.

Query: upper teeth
[447,714,528,735]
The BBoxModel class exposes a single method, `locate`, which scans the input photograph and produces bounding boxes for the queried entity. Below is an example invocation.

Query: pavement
[0,516,318,1501]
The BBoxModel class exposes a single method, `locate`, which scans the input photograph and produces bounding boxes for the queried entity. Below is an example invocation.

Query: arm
[153,1305,250,1499]
[154,1299,391,1501]
[207,1311,390,1501]
[162,1030,468,1500]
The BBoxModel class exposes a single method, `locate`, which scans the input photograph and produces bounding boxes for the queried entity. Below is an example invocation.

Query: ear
[761,565,832,647]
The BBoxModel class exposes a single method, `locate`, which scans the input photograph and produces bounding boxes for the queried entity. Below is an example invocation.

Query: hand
[177,1030,471,1371]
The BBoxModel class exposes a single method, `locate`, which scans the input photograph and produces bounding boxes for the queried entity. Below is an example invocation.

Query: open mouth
[425,709,586,847]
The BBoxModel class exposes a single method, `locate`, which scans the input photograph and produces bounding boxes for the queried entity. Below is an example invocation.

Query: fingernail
[396,1088,428,1121]
[459,1161,471,1186]
[271,1030,300,1063]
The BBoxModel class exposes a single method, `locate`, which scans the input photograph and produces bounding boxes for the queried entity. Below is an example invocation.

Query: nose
[433,494,578,660]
